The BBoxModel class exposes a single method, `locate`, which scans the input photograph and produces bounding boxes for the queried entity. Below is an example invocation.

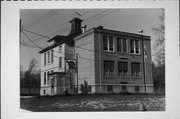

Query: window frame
[131,62,141,77]
[104,61,115,77]
[107,85,113,92]
[44,53,46,66]
[130,40,140,55]
[103,36,114,52]
[118,61,128,77]
[117,38,127,53]
[48,51,50,64]
[51,49,53,64]
[59,57,62,68]
[44,72,46,85]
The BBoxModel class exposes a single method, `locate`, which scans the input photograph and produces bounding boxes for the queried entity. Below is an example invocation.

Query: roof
[39,30,82,54]
[74,27,151,41]
[48,72,66,77]
[47,35,66,42]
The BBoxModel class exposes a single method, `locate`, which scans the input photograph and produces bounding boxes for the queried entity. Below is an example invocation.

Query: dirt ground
[20,94,165,111]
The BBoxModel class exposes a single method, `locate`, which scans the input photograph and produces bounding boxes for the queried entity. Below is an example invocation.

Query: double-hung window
[59,45,62,53]
[51,50,53,63]
[44,72,46,85]
[131,62,141,77]
[48,51,50,63]
[44,53,46,66]
[59,57,62,68]
[103,36,114,52]
[118,61,128,77]
[130,40,140,54]
[104,61,115,77]
[117,38,127,53]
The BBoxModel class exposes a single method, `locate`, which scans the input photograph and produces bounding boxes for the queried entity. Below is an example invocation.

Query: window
[122,86,127,93]
[88,86,92,92]
[103,36,114,52]
[104,61,115,77]
[118,62,128,77]
[48,51,50,63]
[44,90,46,94]
[131,62,141,77]
[130,40,140,54]
[44,53,46,66]
[117,38,127,53]
[135,86,139,92]
[107,85,113,92]
[59,45,62,53]
[47,71,50,85]
[51,70,53,73]
[51,50,53,63]
[59,57,62,68]
[44,72,46,85]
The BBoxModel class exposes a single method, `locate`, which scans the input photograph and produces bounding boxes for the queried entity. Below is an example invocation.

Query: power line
[21,9,111,44]
[23,9,57,27]
[23,9,64,28]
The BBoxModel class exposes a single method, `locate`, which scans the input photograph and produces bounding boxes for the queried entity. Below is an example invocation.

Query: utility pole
[64,58,66,91]
[76,53,78,94]
[139,30,146,93]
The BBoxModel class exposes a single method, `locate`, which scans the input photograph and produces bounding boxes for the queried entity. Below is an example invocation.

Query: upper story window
[59,57,62,68]
[44,53,46,66]
[130,40,140,54]
[103,36,114,52]
[51,50,53,64]
[48,51,50,63]
[47,71,50,85]
[104,61,115,77]
[118,61,128,77]
[117,38,127,53]
[44,72,46,85]
[131,62,140,77]
[59,45,62,53]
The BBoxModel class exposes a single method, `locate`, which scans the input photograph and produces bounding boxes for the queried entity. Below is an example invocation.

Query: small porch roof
[48,72,66,77]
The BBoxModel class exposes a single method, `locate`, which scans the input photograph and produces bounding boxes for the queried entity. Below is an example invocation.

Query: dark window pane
[117,38,122,52]
[107,85,113,92]
[109,36,114,51]
[51,50,53,63]
[130,40,134,53]
[44,53,46,66]
[135,86,139,92]
[123,39,127,53]
[135,40,139,54]
[103,36,108,50]
[59,57,62,68]
[44,72,46,85]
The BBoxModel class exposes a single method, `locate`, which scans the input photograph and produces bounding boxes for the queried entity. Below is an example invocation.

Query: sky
[20,9,162,71]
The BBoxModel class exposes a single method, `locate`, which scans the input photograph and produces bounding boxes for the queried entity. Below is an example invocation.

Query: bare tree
[152,9,165,66]
[24,59,38,95]
[152,9,165,94]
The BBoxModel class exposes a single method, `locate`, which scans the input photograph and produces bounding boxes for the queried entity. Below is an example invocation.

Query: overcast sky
[20,9,162,71]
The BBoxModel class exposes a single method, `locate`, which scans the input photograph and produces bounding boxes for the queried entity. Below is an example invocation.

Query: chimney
[81,24,87,33]
[69,17,83,32]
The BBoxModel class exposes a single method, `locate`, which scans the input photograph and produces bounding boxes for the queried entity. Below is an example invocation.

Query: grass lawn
[20,94,165,112]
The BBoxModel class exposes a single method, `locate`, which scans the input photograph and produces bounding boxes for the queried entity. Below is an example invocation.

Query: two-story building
[74,26,154,94]
[39,17,154,95]
[39,18,83,96]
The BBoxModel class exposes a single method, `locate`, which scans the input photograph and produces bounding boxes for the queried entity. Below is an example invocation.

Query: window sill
[103,50,115,53]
